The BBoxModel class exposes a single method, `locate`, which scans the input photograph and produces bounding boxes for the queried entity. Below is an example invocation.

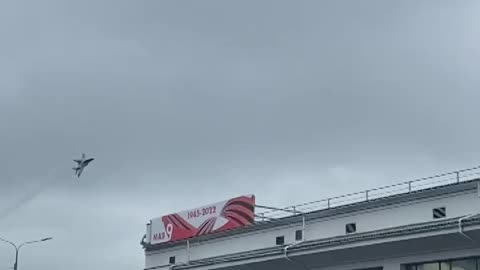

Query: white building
[142,167,480,270]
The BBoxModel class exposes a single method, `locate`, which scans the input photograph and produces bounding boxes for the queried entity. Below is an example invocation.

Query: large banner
[149,195,255,245]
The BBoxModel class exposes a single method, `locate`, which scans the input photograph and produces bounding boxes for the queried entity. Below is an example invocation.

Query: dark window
[295,230,303,241]
[406,265,417,270]
[433,207,446,219]
[346,223,356,234]
[276,236,285,245]
[169,256,176,264]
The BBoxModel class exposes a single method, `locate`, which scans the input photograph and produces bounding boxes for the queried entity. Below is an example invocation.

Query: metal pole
[302,215,306,241]
[456,171,460,183]
[408,181,412,192]
[14,248,18,270]
[255,204,303,214]
[366,190,369,201]
[477,182,479,198]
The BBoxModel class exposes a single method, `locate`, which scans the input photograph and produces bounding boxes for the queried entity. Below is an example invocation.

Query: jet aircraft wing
[84,158,94,165]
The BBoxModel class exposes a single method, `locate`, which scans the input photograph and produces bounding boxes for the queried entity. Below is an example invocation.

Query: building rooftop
[143,166,480,252]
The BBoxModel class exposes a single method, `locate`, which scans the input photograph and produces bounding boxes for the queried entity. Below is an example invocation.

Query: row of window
[275,229,303,245]
[406,257,479,270]
[274,206,447,246]
[168,206,448,264]
[274,223,357,246]
[169,230,308,265]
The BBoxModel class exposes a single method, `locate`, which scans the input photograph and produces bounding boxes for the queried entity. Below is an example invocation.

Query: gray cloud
[1,1,479,270]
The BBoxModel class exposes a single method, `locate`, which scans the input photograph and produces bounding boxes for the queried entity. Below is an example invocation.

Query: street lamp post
[0,237,52,270]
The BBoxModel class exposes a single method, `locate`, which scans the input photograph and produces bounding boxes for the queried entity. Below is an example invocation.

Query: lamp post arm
[18,240,43,250]
[0,238,17,250]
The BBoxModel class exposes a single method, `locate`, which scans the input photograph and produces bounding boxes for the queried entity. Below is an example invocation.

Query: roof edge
[158,216,480,270]
[144,179,480,251]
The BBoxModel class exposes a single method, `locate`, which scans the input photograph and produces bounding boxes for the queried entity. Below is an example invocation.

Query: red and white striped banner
[150,195,255,244]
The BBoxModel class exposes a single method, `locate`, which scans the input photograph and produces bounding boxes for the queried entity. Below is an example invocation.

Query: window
[418,263,440,270]
[346,223,356,234]
[295,230,303,241]
[441,262,451,270]
[406,265,416,270]
[433,207,446,219]
[169,256,176,264]
[276,236,285,245]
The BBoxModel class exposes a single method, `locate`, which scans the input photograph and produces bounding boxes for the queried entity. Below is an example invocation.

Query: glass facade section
[452,260,476,270]
[418,263,440,270]
[441,262,451,270]
[407,257,479,270]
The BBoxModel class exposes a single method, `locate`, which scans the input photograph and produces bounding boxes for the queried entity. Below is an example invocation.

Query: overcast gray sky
[1,1,479,269]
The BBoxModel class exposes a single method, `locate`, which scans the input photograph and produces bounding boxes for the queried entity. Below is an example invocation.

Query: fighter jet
[72,153,94,178]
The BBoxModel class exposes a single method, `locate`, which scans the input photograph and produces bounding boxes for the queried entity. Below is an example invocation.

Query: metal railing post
[327,199,331,209]
[366,190,369,201]
[408,181,412,192]
[477,182,480,198]
[456,171,460,183]
[186,240,190,262]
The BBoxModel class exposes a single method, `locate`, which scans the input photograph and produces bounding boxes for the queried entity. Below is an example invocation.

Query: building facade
[142,169,480,270]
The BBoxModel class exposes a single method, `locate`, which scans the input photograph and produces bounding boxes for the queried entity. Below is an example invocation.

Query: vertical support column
[477,182,480,198]
[302,215,306,241]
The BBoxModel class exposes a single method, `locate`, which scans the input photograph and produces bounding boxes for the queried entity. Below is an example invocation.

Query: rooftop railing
[255,165,480,221]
